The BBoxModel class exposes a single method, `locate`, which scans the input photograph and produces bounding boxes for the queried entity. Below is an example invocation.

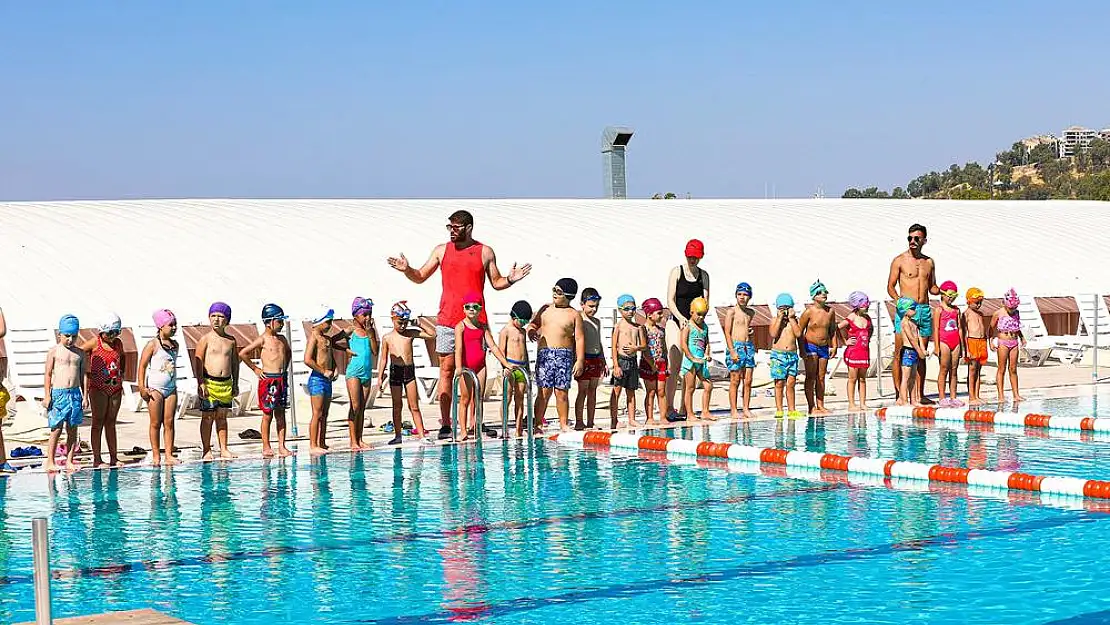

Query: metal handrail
[451,369,483,452]
[33,517,52,624]
[500,366,535,444]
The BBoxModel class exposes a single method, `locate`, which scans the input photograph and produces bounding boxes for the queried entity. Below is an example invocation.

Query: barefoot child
[345,297,380,450]
[638,298,669,424]
[723,282,756,419]
[375,301,435,444]
[798,280,837,415]
[680,297,714,422]
[194,302,240,460]
[454,292,514,441]
[610,295,645,429]
[497,300,533,436]
[237,304,293,458]
[303,307,340,454]
[933,281,965,407]
[0,306,11,474]
[44,314,85,473]
[574,288,604,430]
[991,289,1025,404]
[838,291,873,411]
[770,294,802,417]
[137,309,180,466]
[81,313,125,468]
[896,297,929,406]
[528,278,585,432]
[963,288,988,404]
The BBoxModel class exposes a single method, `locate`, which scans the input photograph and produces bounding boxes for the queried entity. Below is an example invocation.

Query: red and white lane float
[876,405,1110,433]
[554,430,1110,500]
[875,407,1110,443]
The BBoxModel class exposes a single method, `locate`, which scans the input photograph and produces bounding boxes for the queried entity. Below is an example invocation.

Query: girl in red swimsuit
[81,313,126,467]
[453,293,514,442]
[933,281,965,407]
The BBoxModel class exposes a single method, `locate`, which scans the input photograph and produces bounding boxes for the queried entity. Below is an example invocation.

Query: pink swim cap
[462,291,482,305]
[940,280,958,293]
[153,309,176,329]
[1004,288,1020,307]
[642,298,663,315]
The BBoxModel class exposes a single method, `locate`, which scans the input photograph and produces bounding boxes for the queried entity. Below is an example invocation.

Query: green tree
[1028,142,1058,164]
[891,186,909,199]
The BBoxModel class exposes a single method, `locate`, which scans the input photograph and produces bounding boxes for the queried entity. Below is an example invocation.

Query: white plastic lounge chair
[1015,293,1083,365]
[2,326,55,419]
[1075,293,1110,348]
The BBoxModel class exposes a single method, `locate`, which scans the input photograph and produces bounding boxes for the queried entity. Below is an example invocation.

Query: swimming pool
[1,391,1109,624]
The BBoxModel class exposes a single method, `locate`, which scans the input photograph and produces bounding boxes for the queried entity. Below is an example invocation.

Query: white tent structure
[0,198,1106,328]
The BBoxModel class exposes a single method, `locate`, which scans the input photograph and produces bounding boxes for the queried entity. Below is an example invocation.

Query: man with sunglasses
[387,210,532,439]
[887,223,939,404]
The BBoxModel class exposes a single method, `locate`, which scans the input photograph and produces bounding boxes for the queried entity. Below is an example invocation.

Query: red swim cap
[685,239,704,259]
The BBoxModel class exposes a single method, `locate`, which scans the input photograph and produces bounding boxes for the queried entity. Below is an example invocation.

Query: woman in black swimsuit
[665,239,710,419]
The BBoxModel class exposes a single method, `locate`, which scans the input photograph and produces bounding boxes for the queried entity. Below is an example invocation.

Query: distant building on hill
[1060,126,1100,157]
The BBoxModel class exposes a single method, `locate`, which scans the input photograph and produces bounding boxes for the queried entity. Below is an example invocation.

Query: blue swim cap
[261,303,287,322]
[775,293,794,309]
[736,282,752,295]
[58,314,80,336]
[617,294,635,308]
[896,297,917,317]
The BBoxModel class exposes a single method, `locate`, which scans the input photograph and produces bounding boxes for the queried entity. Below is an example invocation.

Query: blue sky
[3,1,1109,200]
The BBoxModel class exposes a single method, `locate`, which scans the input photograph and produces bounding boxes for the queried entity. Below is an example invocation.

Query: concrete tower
[602,126,634,198]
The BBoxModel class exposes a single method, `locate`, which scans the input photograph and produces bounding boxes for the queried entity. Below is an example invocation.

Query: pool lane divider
[874,408,1110,443]
[875,405,1110,433]
[554,430,1110,500]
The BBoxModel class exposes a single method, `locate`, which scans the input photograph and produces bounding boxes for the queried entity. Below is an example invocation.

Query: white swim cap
[99,312,122,334]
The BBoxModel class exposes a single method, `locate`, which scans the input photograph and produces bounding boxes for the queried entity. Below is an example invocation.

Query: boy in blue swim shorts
[723,282,757,419]
[798,280,838,415]
[896,297,929,406]
[527,278,584,432]
[770,294,803,418]
[44,314,86,473]
[304,307,339,454]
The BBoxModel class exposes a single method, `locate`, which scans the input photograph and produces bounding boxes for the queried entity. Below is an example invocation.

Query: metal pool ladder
[450,369,483,452]
[500,366,535,445]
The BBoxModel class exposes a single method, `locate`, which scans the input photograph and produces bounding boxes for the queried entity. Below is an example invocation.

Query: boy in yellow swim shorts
[194,302,241,460]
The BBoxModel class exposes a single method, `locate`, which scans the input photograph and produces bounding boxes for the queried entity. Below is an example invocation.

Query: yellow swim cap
[690,297,709,314]
[966,287,984,302]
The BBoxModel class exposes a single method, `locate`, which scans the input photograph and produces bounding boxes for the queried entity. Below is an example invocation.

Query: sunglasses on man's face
[446,223,468,231]
[907,235,924,243]
[463,304,482,312]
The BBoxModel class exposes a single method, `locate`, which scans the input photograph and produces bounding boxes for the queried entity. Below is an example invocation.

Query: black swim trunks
[389,363,417,387]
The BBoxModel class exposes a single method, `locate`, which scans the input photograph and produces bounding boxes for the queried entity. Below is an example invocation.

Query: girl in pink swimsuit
[454,292,513,441]
[838,291,873,411]
[934,281,965,407]
[991,288,1025,403]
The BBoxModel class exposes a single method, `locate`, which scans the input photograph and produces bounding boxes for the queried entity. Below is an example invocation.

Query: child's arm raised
[770,310,786,340]
[238,336,266,377]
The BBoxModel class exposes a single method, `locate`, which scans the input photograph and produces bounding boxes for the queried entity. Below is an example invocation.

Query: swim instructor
[665,239,710,419]
[388,210,531,439]
[887,223,938,404]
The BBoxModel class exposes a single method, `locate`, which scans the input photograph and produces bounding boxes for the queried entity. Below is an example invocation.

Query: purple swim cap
[351,297,373,317]
[847,291,870,311]
[208,301,232,320]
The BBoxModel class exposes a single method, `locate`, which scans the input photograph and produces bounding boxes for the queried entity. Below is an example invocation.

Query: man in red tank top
[388,210,531,439]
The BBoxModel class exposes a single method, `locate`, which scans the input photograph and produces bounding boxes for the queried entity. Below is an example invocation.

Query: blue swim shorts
[47,387,83,430]
[725,341,756,371]
[535,347,572,390]
[895,302,933,338]
[770,350,799,381]
[804,342,831,360]
[307,370,333,397]
[901,347,919,367]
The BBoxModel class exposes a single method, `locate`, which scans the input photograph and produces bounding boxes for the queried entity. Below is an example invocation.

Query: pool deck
[4,358,1109,464]
[15,609,194,625]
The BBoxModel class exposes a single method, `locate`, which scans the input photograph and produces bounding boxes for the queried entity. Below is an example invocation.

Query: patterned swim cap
[847,291,869,311]
[690,297,709,314]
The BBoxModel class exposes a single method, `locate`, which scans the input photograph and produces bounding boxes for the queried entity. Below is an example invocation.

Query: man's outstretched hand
[387,253,410,273]
[508,262,532,284]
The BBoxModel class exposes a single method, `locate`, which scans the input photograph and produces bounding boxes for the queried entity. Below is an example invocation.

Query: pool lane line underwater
[0,484,838,586]
[877,405,1110,433]
[357,512,1102,625]
[556,430,1110,500]
[874,409,1110,444]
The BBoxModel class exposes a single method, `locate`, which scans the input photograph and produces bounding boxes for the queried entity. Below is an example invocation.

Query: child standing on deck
[639,298,668,424]
[0,307,12,474]
[238,304,293,458]
[838,291,873,411]
[138,309,180,466]
[963,288,988,405]
[723,282,757,419]
[454,292,514,441]
[896,297,929,406]
[346,297,380,450]
[610,295,644,429]
[574,288,604,430]
[528,278,585,433]
[376,301,435,444]
[194,302,240,460]
[770,294,802,417]
[680,297,714,422]
[81,313,125,467]
[933,281,965,407]
[44,314,85,473]
[798,280,837,415]
[991,289,1026,404]
[304,307,339,455]
[498,300,533,436]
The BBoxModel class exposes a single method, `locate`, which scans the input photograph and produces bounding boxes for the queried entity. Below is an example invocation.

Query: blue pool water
[0,392,1109,624]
